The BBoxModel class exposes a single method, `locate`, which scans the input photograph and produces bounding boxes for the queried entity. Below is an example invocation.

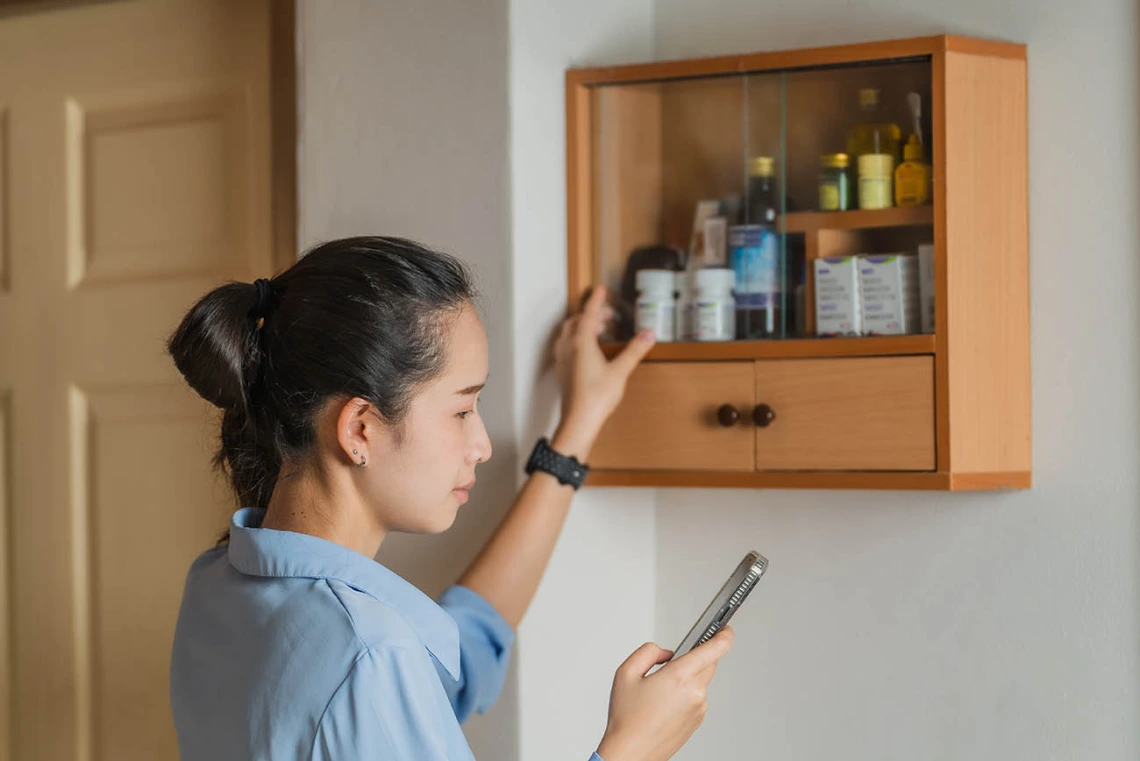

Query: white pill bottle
[634,269,677,342]
[695,268,736,341]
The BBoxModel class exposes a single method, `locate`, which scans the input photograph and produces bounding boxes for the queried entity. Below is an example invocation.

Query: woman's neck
[259,463,387,558]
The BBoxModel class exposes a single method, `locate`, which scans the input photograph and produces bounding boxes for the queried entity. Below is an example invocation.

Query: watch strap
[525,437,590,489]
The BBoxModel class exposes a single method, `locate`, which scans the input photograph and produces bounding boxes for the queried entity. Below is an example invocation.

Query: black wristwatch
[525,437,590,490]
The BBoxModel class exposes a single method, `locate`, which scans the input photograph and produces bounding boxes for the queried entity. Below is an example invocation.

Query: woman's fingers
[575,286,608,339]
[610,329,656,379]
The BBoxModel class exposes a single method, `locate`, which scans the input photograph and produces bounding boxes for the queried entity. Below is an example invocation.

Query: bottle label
[859,176,892,210]
[696,299,735,341]
[730,225,780,307]
[636,300,676,342]
[819,183,840,211]
[895,164,929,206]
[858,153,894,210]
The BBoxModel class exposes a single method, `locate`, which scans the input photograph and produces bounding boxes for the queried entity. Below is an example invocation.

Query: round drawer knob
[753,404,776,428]
[716,404,741,427]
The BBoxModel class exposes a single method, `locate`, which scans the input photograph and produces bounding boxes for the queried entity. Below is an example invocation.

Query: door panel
[73,385,230,761]
[754,356,936,471]
[591,362,755,472]
[72,85,254,286]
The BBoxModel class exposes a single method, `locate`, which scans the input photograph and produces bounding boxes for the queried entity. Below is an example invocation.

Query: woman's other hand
[596,627,735,761]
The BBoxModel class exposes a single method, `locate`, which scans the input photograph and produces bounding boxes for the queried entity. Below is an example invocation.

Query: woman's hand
[552,286,656,457]
[596,627,735,761]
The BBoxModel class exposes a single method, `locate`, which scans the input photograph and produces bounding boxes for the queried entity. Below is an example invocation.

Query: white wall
[297,2,518,758]
[652,2,1140,760]
[298,3,660,760]
[507,2,658,760]
[300,1,1140,759]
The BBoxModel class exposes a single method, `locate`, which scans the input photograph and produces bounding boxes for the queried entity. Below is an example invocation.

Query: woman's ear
[334,397,381,467]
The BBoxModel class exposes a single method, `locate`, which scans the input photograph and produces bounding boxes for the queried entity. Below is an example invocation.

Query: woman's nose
[471,419,492,464]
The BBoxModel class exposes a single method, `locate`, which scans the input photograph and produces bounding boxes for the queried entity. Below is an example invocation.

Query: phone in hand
[672,550,768,659]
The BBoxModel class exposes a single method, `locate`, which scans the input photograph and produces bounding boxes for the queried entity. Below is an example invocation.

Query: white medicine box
[858,254,920,335]
[814,256,862,336]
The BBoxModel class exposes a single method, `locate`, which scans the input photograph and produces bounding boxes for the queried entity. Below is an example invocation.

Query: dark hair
[167,236,476,517]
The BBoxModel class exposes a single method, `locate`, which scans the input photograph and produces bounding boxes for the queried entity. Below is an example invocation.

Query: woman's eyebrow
[455,380,487,396]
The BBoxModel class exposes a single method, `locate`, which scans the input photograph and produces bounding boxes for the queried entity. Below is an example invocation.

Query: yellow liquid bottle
[846,88,901,162]
[894,133,931,206]
[848,88,901,210]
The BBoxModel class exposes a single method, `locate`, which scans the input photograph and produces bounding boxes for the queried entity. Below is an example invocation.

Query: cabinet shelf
[780,205,934,233]
[601,335,934,361]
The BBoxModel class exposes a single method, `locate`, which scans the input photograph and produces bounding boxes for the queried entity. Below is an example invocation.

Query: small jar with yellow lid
[818,153,851,211]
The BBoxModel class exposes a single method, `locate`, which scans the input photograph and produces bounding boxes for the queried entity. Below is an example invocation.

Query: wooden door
[754,357,936,471]
[0,2,293,758]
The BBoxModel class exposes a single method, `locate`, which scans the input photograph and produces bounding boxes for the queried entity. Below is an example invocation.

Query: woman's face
[355,303,492,535]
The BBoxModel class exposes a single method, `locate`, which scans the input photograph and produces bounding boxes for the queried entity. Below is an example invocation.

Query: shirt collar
[226,507,461,680]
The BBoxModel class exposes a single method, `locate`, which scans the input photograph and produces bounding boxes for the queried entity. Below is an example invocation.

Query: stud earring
[353,449,358,455]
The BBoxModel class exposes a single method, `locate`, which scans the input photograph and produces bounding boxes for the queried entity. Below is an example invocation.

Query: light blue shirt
[171,508,605,760]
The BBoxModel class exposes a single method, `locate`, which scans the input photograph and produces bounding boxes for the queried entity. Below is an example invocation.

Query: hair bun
[166,281,262,411]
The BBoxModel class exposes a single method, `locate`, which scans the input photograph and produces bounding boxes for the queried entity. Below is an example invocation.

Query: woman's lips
[453,479,475,503]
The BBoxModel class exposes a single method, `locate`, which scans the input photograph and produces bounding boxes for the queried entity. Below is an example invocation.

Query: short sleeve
[435,584,516,723]
[312,647,451,761]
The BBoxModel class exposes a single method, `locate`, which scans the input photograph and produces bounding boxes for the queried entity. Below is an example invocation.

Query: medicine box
[814,256,862,336]
[858,254,920,335]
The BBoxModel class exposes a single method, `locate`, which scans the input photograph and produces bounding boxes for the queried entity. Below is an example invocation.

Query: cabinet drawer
[754,356,935,471]
[591,362,754,471]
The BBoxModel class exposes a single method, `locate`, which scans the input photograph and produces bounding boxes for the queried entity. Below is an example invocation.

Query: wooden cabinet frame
[566,35,1030,491]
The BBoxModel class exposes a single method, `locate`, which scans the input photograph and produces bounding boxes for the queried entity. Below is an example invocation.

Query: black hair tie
[251,278,275,320]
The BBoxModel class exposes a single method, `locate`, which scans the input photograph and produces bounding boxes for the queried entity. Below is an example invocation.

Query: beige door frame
[269,0,298,273]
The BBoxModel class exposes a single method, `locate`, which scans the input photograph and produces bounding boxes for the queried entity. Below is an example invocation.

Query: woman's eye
[458,410,474,420]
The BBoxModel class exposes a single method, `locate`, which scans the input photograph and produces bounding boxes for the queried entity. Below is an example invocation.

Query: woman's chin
[428,501,463,533]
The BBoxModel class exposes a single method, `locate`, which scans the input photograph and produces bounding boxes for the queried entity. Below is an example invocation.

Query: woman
[167,236,734,761]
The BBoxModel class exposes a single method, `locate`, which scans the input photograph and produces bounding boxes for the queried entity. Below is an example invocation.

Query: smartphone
[672,550,768,659]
